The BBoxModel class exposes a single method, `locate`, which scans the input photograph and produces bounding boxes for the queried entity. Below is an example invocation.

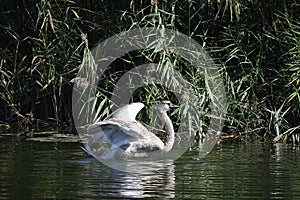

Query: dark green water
[0,135,299,199]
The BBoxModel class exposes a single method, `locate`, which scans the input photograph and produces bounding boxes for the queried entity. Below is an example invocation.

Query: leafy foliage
[0,0,299,143]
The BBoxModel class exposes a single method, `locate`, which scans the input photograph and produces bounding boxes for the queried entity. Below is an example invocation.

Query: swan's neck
[158,111,175,152]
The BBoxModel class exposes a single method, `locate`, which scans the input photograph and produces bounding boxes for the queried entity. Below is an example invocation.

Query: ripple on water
[0,137,300,199]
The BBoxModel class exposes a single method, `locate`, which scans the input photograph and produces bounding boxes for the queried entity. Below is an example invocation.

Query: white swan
[83,100,179,159]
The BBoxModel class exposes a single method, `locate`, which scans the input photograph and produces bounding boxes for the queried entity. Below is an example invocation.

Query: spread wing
[104,102,144,121]
[86,118,154,149]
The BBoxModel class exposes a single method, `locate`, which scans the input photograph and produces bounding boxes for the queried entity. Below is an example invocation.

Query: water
[0,135,299,199]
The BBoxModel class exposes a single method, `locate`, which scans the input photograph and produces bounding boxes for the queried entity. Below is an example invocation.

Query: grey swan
[83,100,179,159]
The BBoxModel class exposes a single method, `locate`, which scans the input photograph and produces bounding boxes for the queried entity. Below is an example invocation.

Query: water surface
[0,135,299,199]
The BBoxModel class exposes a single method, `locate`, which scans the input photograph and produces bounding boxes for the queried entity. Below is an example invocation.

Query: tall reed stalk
[0,0,299,143]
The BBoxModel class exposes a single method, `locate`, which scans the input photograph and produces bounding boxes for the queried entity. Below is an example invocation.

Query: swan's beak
[169,103,180,108]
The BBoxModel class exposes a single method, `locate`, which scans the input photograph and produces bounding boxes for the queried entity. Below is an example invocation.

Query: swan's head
[156,100,180,112]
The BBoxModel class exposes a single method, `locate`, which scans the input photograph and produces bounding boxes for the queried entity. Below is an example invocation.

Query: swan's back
[85,102,164,159]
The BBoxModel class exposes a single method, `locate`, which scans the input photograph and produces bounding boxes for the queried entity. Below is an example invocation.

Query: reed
[0,0,299,143]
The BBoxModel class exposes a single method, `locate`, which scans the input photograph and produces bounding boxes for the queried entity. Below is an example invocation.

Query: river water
[0,135,299,199]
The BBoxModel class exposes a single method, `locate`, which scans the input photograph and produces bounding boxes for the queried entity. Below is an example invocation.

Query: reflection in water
[175,142,300,199]
[0,134,300,199]
[78,137,219,198]
[82,160,175,198]
[270,143,300,198]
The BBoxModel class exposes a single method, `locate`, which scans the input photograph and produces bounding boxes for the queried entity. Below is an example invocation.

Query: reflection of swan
[84,100,179,159]
[81,159,175,198]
